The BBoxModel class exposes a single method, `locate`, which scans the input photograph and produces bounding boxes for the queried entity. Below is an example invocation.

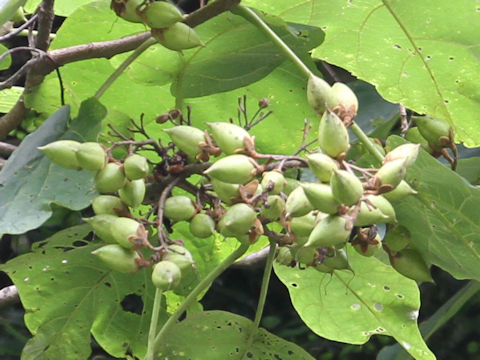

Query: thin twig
[0,14,38,42]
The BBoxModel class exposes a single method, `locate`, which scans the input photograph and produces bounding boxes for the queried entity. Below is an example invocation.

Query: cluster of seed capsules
[111,0,204,51]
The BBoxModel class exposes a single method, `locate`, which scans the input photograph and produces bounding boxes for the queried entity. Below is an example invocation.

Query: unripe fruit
[306,74,335,115]
[318,110,350,158]
[261,195,285,220]
[164,195,196,222]
[289,212,316,237]
[166,245,194,272]
[261,171,287,195]
[189,213,215,238]
[295,247,316,266]
[301,183,340,215]
[331,169,363,206]
[374,158,407,189]
[124,154,149,180]
[276,247,294,266]
[206,122,252,155]
[143,1,183,28]
[92,244,140,273]
[331,82,359,116]
[413,116,451,147]
[304,215,350,248]
[210,178,240,204]
[390,249,434,283]
[204,154,256,184]
[285,187,314,218]
[354,195,396,226]
[384,225,411,252]
[405,127,433,154]
[38,140,81,170]
[152,260,182,291]
[164,126,206,161]
[353,234,382,257]
[382,180,417,201]
[217,203,256,238]
[306,153,339,182]
[84,215,118,243]
[95,163,126,193]
[152,22,204,51]
[283,178,300,195]
[384,143,420,168]
[118,179,146,208]
[111,0,143,23]
[76,142,106,171]
[91,195,128,216]
[111,217,142,249]
[320,248,350,271]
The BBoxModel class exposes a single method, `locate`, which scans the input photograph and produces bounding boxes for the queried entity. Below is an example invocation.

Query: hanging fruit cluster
[111,0,203,51]
[38,73,435,290]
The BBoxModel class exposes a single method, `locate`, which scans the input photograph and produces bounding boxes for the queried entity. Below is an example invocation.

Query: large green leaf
[24,0,104,16]
[156,310,314,359]
[387,136,480,280]
[243,0,480,147]
[25,1,171,123]
[0,98,105,236]
[0,224,162,360]
[274,245,434,360]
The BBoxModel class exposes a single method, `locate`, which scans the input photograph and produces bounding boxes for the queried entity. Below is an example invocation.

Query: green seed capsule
[285,186,314,218]
[143,1,183,28]
[76,142,106,171]
[261,195,285,220]
[152,260,182,290]
[413,116,451,147]
[84,215,119,243]
[210,178,240,204]
[110,217,142,249]
[354,195,396,226]
[92,244,140,273]
[306,153,339,182]
[405,127,433,154]
[289,212,316,237]
[301,183,340,215]
[296,247,316,266]
[38,140,81,170]
[331,169,364,206]
[390,249,434,283]
[261,171,287,195]
[276,247,294,266]
[384,225,411,252]
[331,82,359,116]
[384,143,420,168]
[204,154,255,184]
[95,163,126,193]
[206,122,252,155]
[189,213,215,238]
[118,179,146,208]
[91,195,128,216]
[217,203,256,238]
[374,158,407,189]
[152,22,204,51]
[164,125,206,161]
[304,215,351,248]
[306,74,335,115]
[166,245,194,273]
[164,196,196,222]
[352,234,382,257]
[124,154,149,180]
[382,180,417,202]
[318,110,350,158]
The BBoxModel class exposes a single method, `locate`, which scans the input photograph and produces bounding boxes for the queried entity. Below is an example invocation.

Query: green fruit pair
[85,215,142,249]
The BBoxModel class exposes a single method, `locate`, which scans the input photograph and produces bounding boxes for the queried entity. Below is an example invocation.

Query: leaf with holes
[386,136,480,280]
[243,0,480,147]
[274,245,434,360]
[156,310,314,359]
[0,224,164,360]
[0,98,105,237]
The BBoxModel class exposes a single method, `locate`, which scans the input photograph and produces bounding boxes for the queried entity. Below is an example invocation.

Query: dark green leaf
[0,98,105,236]
[156,310,314,359]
